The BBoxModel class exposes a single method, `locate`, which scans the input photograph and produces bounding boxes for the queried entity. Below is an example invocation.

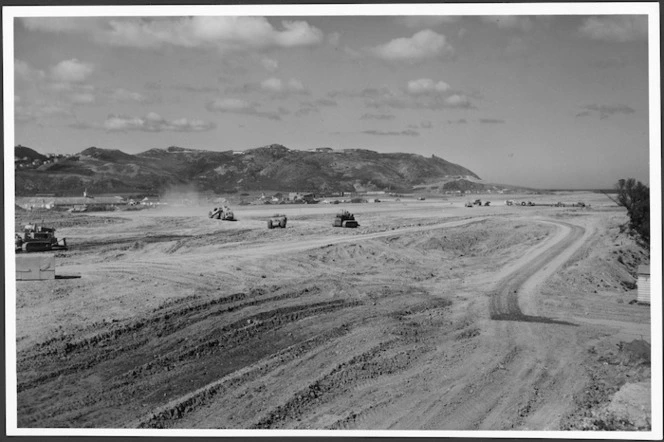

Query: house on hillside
[637,265,651,304]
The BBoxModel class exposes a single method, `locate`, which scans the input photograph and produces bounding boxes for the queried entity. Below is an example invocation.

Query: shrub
[615,178,649,243]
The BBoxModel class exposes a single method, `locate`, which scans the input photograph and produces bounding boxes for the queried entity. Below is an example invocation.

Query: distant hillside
[15,145,47,162]
[14,144,481,196]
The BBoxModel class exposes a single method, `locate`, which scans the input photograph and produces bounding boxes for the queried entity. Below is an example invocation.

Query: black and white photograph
[4,2,661,438]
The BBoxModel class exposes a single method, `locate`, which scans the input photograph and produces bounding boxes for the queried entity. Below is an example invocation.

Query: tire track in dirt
[489,220,585,324]
[408,218,590,430]
[16,282,366,427]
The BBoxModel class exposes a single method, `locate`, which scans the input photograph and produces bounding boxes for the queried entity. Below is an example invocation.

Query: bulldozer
[15,224,68,253]
[473,199,482,206]
[465,201,474,207]
[267,214,287,229]
[209,206,236,221]
[333,210,359,228]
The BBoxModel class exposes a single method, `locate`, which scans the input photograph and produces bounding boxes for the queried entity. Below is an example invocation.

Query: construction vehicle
[267,214,287,229]
[505,200,514,206]
[15,224,68,253]
[333,210,359,228]
[209,206,236,221]
[465,202,473,207]
[473,199,482,206]
[484,201,491,206]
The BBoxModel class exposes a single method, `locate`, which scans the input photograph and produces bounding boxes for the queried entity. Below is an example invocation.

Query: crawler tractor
[465,202,474,207]
[333,210,359,228]
[267,214,287,229]
[15,224,68,253]
[209,206,236,221]
[473,199,482,206]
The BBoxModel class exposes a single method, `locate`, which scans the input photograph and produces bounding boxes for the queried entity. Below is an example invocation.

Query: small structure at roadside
[637,265,651,304]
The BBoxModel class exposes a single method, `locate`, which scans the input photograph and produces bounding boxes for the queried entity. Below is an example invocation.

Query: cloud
[480,16,533,32]
[16,103,73,123]
[101,112,216,132]
[577,104,635,119]
[50,59,94,83]
[479,118,505,124]
[69,92,96,104]
[579,16,648,42]
[368,29,454,62]
[396,16,461,28]
[172,83,219,93]
[592,57,628,69]
[327,32,341,47]
[206,98,282,120]
[330,81,475,110]
[22,17,324,52]
[260,77,308,95]
[14,59,45,82]
[420,120,433,129]
[110,88,148,103]
[406,78,450,95]
[21,17,103,33]
[360,113,395,120]
[261,57,279,72]
[447,118,467,124]
[362,129,420,137]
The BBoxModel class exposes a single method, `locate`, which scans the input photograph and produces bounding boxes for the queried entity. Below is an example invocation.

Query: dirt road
[13,193,652,431]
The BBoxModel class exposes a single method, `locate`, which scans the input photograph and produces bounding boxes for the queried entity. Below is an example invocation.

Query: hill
[13,144,481,196]
[15,145,47,162]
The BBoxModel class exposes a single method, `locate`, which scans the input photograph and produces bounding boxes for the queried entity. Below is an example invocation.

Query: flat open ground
[13,192,652,431]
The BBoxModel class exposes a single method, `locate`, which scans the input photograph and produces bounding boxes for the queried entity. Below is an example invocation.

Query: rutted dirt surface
[13,193,652,431]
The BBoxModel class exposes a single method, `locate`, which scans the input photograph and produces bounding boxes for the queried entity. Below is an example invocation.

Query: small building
[637,265,651,304]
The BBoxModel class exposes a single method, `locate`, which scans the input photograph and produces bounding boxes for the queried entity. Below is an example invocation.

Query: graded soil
[13,192,652,431]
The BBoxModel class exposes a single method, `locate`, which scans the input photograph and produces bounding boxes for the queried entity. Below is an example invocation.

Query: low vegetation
[615,178,649,244]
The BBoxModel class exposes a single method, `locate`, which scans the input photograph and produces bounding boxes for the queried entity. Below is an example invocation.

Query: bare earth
[14,192,651,431]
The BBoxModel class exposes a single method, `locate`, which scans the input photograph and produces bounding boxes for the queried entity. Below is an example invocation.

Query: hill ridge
[15,144,481,196]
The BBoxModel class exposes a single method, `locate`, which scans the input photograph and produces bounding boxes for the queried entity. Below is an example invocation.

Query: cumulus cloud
[206,98,282,120]
[260,77,308,95]
[22,16,324,52]
[576,103,636,119]
[406,78,450,95]
[362,129,419,137]
[579,16,647,42]
[50,59,94,83]
[396,16,461,28]
[360,113,395,120]
[102,112,216,132]
[480,16,533,32]
[368,29,454,62]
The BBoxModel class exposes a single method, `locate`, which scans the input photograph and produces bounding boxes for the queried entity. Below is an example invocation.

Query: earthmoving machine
[15,224,68,253]
[333,210,359,228]
[465,202,474,207]
[209,206,236,221]
[473,199,482,206]
[484,201,491,206]
[267,214,287,229]
[505,200,514,206]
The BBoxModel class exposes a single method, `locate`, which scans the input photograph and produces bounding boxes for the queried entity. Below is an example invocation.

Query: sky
[9,5,656,189]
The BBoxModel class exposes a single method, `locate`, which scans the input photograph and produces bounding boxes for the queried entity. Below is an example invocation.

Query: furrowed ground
[13,192,651,431]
